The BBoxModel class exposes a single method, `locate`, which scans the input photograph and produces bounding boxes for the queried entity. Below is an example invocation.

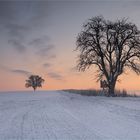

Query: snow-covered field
[0,91,140,140]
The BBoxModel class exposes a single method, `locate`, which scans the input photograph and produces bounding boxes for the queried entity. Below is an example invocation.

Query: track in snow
[0,91,140,140]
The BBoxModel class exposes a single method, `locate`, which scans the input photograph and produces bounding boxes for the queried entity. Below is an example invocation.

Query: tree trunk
[108,84,115,96]
[108,79,116,97]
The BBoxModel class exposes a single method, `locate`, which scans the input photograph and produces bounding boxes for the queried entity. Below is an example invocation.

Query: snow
[0,91,140,140]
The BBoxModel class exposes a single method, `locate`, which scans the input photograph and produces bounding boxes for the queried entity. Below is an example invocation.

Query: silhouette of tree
[25,75,45,91]
[76,16,140,96]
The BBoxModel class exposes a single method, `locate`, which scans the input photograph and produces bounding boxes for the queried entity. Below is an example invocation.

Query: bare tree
[25,75,45,91]
[76,16,140,96]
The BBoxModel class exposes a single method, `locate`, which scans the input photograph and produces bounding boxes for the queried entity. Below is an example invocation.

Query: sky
[0,0,140,91]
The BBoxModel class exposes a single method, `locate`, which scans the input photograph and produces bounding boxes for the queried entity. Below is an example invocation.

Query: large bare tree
[76,16,140,96]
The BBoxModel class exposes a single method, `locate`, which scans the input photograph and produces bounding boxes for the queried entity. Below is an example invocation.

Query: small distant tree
[25,75,45,91]
[76,16,140,96]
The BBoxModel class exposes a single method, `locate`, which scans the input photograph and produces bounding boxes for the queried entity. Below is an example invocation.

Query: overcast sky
[0,0,140,91]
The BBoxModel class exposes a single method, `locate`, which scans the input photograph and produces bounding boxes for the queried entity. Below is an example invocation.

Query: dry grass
[63,89,138,97]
